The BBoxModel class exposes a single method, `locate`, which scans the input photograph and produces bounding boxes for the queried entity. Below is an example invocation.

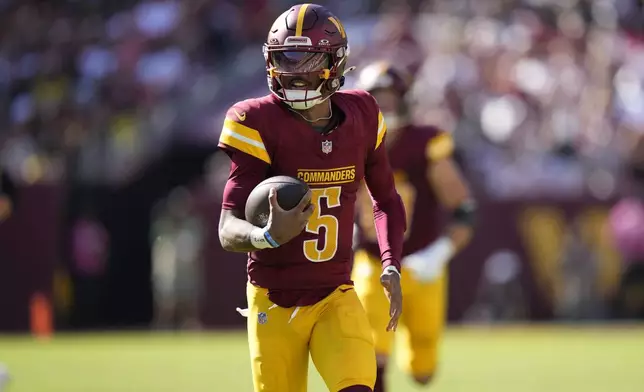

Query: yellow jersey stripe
[219,123,271,164]
[295,4,310,36]
[375,111,387,150]
[426,133,454,162]
[222,118,264,144]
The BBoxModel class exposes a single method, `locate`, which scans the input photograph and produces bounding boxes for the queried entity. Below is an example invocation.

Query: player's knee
[339,385,372,392]
[412,373,435,386]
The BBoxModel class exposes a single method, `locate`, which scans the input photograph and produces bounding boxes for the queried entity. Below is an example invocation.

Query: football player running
[217,4,406,392]
[352,62,475,391]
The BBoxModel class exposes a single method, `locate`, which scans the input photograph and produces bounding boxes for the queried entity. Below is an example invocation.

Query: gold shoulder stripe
[295,4,311,37]
[327,17,346,38]
[426,133,454,162]
[375,111,387,150]
[219,118,271,164]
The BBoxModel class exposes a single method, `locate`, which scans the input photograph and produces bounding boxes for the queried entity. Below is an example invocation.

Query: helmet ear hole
[339,76,345,87]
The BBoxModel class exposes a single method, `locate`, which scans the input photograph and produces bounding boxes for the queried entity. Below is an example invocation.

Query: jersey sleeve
[218,102,272,165]
[218,101,271,211]
[425,130,454,163]
[348,89,388,153]
[358,90,406,271]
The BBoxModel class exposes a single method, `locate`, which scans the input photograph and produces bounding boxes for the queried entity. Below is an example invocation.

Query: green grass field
[2,325,644,392]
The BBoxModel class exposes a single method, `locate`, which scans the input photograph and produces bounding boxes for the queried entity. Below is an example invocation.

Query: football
[245,176,310,227]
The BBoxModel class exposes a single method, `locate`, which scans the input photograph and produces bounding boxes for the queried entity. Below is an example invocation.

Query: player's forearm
[446,223,473,252]
[365,143,406,271]
[418,200,476,264]
[218,211,276,253]
[444,198,476,252]
[429,158,476,253]
[219,215,260,252]
[373,193,406,271]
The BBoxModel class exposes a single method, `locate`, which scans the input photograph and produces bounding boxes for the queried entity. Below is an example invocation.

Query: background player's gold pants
[352,250,447,377]
[246,282,376,392]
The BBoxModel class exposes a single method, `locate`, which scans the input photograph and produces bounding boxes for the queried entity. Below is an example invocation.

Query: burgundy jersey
[219,89,405,307]
[356,125,454,258]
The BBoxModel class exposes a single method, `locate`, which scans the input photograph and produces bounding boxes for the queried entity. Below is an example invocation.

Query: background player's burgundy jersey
[219,89,404,306]
[356,125,453,258]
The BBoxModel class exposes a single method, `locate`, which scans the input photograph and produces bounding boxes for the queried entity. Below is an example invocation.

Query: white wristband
[382,265,401,277]
[250,228,273,249]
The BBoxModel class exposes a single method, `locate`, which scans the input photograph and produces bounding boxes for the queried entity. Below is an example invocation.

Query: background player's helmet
[264,4,349,110]
[355,62,412,130]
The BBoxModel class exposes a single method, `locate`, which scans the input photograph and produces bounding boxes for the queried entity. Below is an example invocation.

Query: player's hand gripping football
[266,187,314,245]
[380,267,402,331]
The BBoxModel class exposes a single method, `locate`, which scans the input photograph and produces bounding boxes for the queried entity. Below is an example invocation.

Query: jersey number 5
[303,187,341,262]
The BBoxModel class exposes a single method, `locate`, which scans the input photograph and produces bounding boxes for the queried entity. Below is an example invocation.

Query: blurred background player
[217,4,405,392]
[352,62,475,391]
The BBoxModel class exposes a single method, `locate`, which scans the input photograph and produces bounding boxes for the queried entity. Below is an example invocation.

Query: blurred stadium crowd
[0,0,642,195]
[0,0,272,188]
[1,0,644,329]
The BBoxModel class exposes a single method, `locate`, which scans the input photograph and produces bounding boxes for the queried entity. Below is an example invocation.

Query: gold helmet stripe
[295,4,311,36]
[327,17,346,38]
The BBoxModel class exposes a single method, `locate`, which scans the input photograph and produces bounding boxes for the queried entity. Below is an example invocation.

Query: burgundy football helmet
[355,61,412,99]
[355,61,413,130]
[264,4,350,110]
